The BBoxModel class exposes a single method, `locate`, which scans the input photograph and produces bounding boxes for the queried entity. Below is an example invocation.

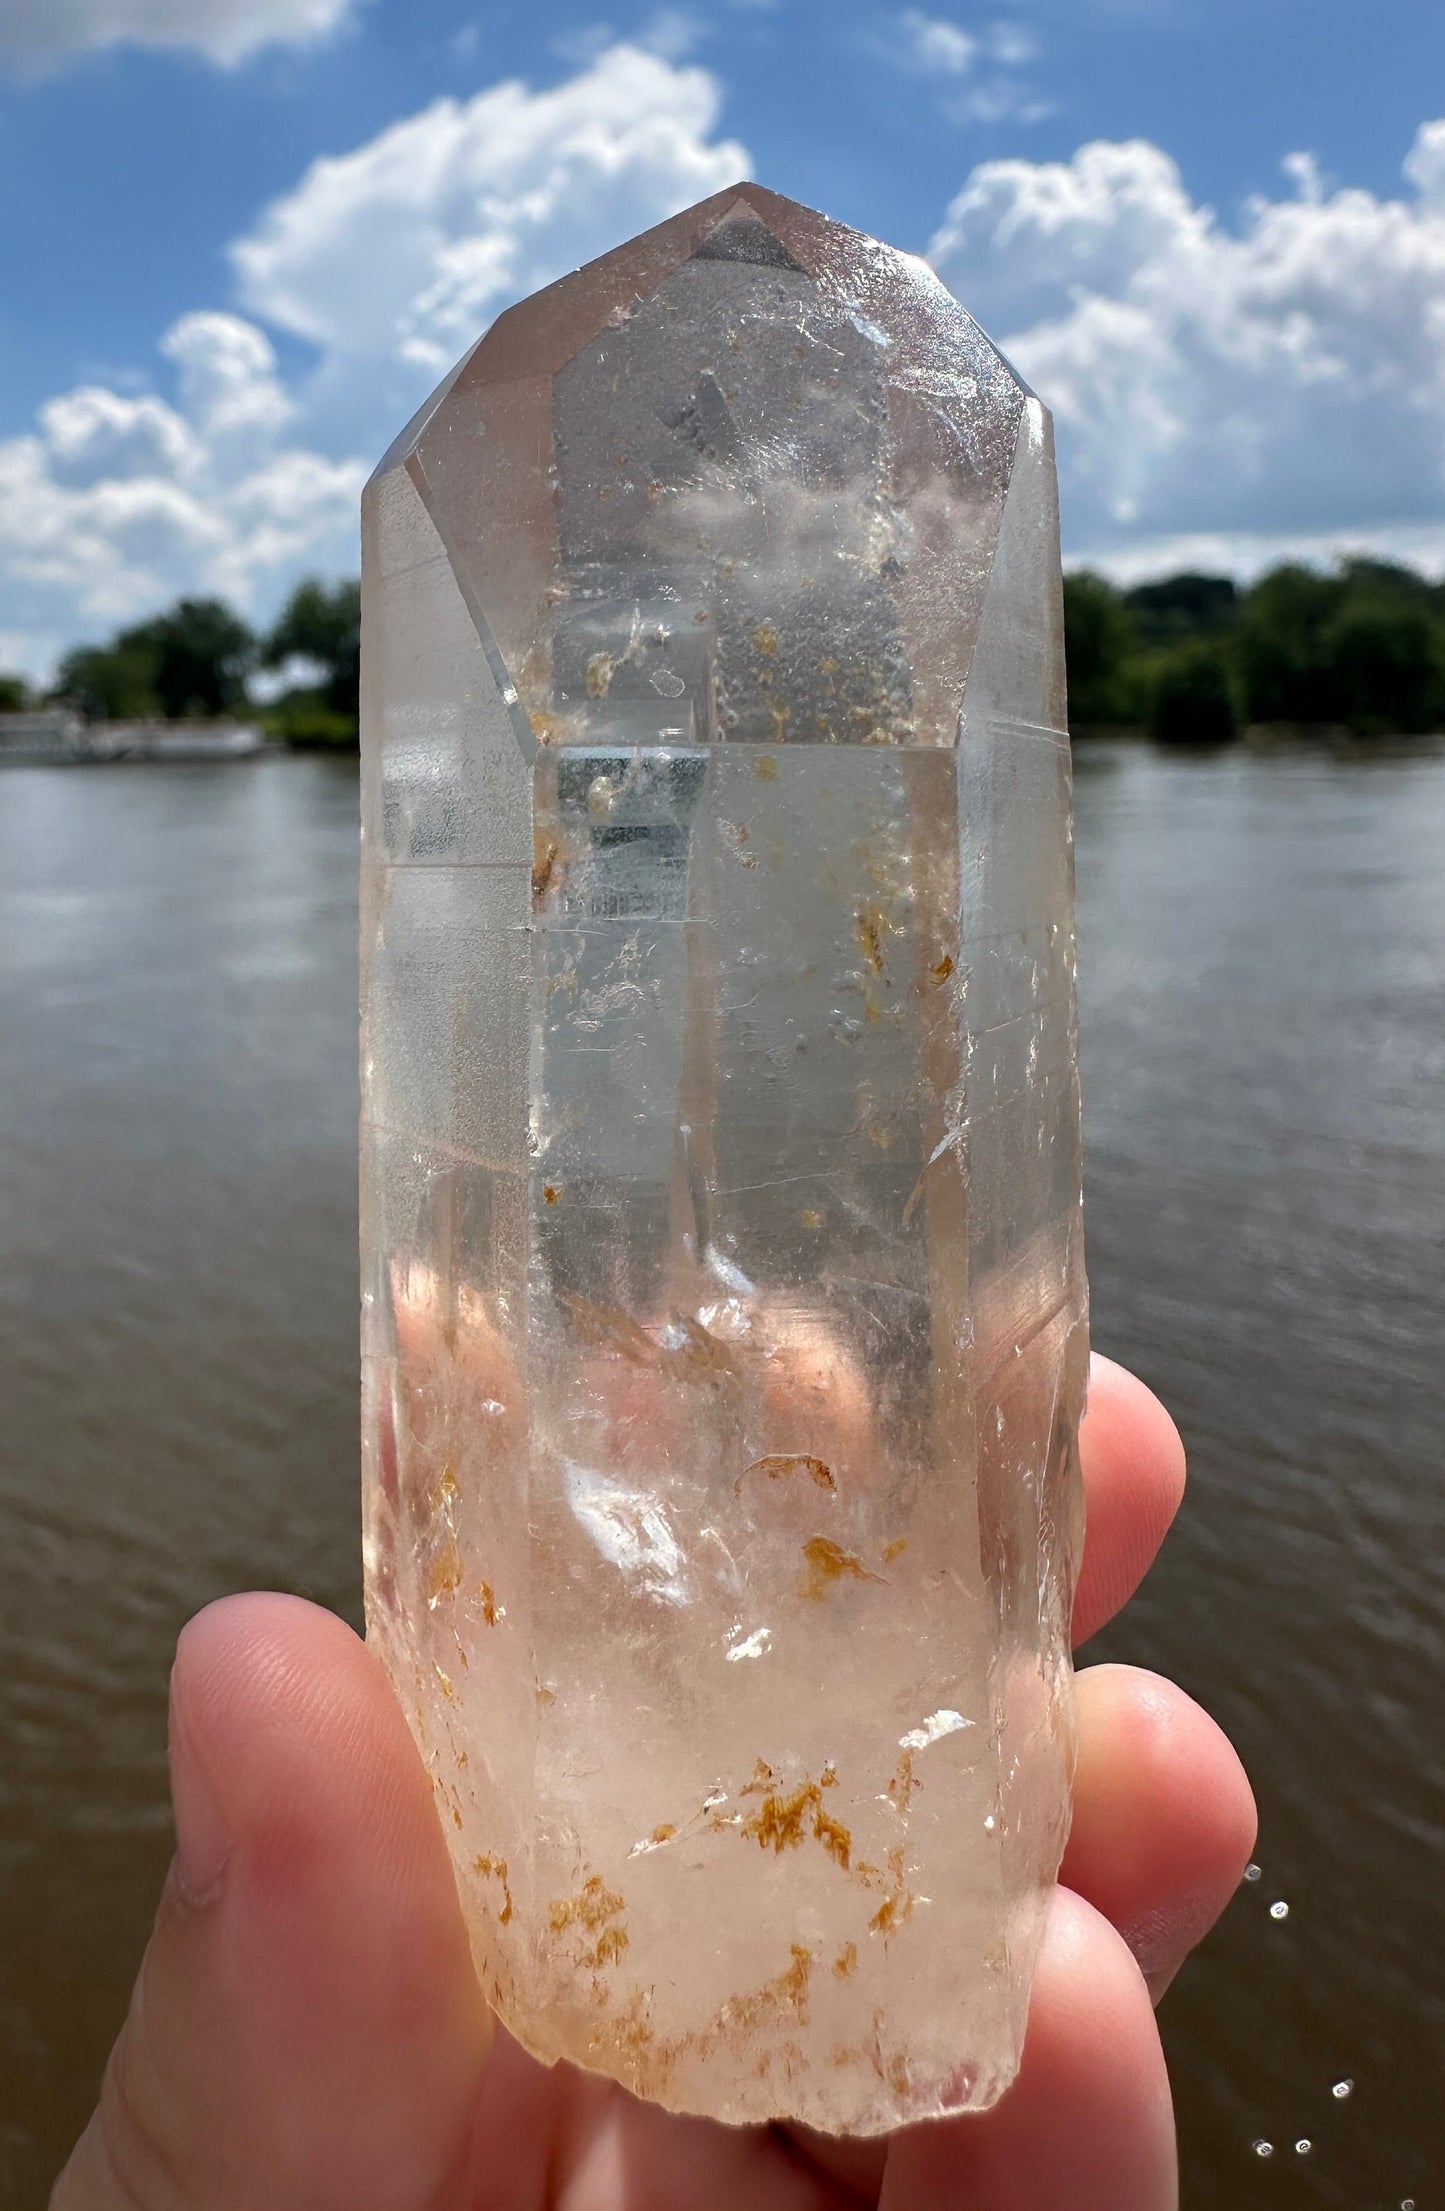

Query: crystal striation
[360,183,1088,2136]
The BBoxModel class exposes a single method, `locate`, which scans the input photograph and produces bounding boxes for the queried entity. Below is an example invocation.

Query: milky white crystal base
[361,184,1087,2135]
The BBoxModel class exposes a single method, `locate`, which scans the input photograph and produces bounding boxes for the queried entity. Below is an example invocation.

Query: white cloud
[161,312,295,439]
[896,11,978,74]
[951,79,1052,126]
[0,316,362,680]
[929,126,1445,568]
[987,21,1040,67]
[549,7,704,65]
[1404,119,1445,206]
[1053,519,1445,587]
[0,43,748,679]
[39,387,201,487]
[879,11,1048,126]
[232,43,749,375]
[0,0,356,69]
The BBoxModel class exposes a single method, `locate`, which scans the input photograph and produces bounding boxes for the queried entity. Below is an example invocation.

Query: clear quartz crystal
[360,183,1088,2136]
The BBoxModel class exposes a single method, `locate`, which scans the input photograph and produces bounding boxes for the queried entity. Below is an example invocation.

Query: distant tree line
[0,578,360,747]
[1065,558,1445,742]
[4,557,1445,749]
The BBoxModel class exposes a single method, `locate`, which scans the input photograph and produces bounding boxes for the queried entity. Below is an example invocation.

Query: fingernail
[169,1694,231,1906]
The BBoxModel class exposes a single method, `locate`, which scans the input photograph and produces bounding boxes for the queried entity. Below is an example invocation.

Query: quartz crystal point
[360,182,1088,2136]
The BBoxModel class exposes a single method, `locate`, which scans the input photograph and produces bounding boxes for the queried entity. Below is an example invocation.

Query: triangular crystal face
[692,208,809,269]
[361,190,1084,2141]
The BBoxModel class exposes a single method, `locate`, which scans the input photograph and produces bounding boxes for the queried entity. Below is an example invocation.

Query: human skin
[52,1355,1255,2211]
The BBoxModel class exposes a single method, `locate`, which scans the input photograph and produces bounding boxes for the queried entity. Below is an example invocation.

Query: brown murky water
[1,744,1440,2207]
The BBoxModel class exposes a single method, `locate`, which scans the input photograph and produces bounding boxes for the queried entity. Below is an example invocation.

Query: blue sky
[2,0,1444,677]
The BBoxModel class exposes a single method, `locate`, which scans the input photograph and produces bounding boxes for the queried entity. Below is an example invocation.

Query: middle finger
[1061,1662,1258,2001]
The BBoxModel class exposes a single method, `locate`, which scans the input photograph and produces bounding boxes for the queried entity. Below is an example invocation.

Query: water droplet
[1252,2138,1274,2159]
[1331,2078,1353,2100]
[1243,1862,1262,1883]
[982,1813,996,1832]
[1294,2138,1312,2156]
[1269,1899,1290,1920]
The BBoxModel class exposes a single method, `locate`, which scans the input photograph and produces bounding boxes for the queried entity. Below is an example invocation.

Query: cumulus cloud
[232,43,749,374]
[0,316,361,679]
[0,0,356,69]
[929,126,1445,570]
[0,44,747,677]
[161,312,295,438]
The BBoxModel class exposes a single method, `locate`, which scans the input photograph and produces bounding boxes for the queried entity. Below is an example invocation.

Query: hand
[52,1356,1254,2211]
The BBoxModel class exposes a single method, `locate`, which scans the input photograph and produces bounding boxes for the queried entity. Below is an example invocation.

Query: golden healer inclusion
[360,184,1088,2135]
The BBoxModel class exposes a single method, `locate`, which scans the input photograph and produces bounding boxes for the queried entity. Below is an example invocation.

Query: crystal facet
[360,183,1088,2136]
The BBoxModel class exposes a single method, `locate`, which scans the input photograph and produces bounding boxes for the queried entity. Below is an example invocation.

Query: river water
[0,744,1440,2207]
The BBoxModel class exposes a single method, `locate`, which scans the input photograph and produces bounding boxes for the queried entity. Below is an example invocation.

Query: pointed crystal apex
[370,182,1029,758]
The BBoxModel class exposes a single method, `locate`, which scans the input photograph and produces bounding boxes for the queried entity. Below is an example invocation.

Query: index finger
[1073,1354,1187,1647]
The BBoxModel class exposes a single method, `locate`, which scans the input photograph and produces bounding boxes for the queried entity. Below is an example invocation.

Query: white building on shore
[0,712,264,763]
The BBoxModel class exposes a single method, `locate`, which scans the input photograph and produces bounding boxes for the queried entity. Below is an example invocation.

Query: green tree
[1148,638,1240,745]
[1322,594,1444,733]
[263,694,359,748]
[1236,564,1344,722]
[55,635,163,719]
[1124,571,1237,648]
[1062,570,1135,726]
[1237,558,1445,731]
[132,598,256,718]
[0,671,31,710]
[1336,555,1435,604]
[56,599,255,720]
[263,578,360,717]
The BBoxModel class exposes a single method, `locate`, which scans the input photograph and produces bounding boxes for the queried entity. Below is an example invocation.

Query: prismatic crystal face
[360,183,1088,2135]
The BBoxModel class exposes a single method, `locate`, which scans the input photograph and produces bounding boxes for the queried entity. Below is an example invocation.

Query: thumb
[52,1594,492,2211]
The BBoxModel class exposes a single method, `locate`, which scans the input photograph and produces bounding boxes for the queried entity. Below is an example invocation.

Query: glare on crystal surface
[360,182,1088,2135]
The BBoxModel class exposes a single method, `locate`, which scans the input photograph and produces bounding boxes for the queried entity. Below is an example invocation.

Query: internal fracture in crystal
[360,182,1088,2135]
